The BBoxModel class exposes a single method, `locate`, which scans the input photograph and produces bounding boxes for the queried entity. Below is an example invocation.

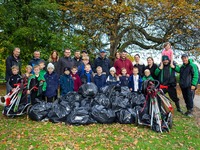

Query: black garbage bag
[48,101,71,123]
[116,108,137,124]
[92,93,111,109]
[91,105,116,124]
[130,93,145,107]
[81,97,92,108]
[28,101,52,121]
[78,83,98,97]
[111,95,131,112]
[121,86,131,96]
[59,92,82,108]
[66,107,95,125]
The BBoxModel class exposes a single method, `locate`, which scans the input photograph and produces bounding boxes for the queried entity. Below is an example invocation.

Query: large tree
[63,0,200,57]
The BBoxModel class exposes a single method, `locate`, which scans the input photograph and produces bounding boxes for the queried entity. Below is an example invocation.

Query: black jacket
[145,63,158,80]
[155,63,177,87]
[57,57,74,76]
[6,55,22,81]
[73,57,82,67]
[133,62,145,77]
[93,56,111,75]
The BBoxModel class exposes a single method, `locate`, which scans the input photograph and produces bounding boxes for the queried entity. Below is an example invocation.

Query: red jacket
[114,58,133,76]
[71,73,82,91]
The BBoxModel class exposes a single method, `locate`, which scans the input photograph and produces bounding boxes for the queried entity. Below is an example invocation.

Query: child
[27,65,46,105]
[39,60,46,77]
[7,65,22,93]
[162,42,174,65]
[78,56,90,77]
[22,65,32,85]
[128,67,142,93]
[71,66,82,91]
[44,63,59,102]
[142,69,154,81]
[60,67,74,96]
[94,66,107,91]
[80,64,94,84]
[106,67,120,86]
[119,68,129,86]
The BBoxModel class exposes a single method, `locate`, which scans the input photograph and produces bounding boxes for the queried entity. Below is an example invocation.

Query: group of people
[5,42,199,117]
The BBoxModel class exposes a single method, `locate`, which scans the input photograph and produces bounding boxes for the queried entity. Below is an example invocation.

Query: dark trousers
[162,86,179,103]
[181,87,195,110]
[30,91,42,105]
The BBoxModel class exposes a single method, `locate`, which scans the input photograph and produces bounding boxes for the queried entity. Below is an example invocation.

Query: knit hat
[162,55,169,61]
[64,67,70,72]
[110,67,116,73]
[47,63,55,70]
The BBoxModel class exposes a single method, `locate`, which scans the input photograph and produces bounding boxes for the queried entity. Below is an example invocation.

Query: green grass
[0,106,199,150]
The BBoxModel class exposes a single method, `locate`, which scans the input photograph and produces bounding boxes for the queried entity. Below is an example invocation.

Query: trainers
[177,108,183,113]
[184,110,193,117]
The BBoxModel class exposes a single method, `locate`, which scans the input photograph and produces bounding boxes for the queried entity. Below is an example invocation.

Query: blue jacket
[94,74,107,90]
[60,74,74,95]
[29,58,43,74]
[128,75,143,92]
[106,75,120,86]
[119,76,129,86]
[44,72,59,98]
[81,71,94,84]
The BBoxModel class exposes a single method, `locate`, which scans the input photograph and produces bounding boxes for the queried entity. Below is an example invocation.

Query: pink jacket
[162,49,173,60]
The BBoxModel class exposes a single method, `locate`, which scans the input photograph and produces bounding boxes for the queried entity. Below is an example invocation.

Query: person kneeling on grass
[44,63,59,102]
[60,67,74,96]
[27,65,46,105]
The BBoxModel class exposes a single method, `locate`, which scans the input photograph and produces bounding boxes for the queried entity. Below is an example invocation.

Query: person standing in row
[93,49,111,76]
[145,57,158,80]
[48,50,59,74]
[132,54,145,77]
[57,49,74,76]
[172,54,199,117]
[73,50,82,68]
[114,50,133,76]
[5,48,22,93]
[29,51,43,74]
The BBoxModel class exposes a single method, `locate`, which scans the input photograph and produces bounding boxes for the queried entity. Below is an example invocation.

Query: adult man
[114,50,133,76]
[155,55,182,112]
[5,48,22,93]
[57,49,74,76]
[29,51,43,67]
[132,54,145,77]
[73,50,82,67]
[172,54,199,117]
[93,49,111,75]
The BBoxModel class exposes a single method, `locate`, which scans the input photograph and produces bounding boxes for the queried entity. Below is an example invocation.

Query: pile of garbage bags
[28,83,146,125]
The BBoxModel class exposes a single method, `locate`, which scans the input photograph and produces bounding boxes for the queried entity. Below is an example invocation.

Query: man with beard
[155,55,182,112]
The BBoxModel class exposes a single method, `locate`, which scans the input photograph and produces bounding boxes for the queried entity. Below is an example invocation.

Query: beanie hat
[162,55,169,61]
[110,67,116,73]
[47,63,55,70]
[64,67,70,72]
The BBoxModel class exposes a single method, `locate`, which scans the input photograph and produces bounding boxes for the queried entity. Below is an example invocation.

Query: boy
[60,67,74,96]
[39,60,46,77]
[71,66,82,91]
[94,66,107,91]
[128,67,142,93]
[119,68,129,86]
[142,69,154,81]
[44,63,59,102]
[7,65,22,93]
[78,56,90,77]
[106,67,120,86]
[80,64,94,84]
[27,65,46,105]
[22,65,32,85]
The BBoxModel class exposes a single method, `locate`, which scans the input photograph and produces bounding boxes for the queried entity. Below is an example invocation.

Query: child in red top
[161,42,174,64]
[71,66,82,91]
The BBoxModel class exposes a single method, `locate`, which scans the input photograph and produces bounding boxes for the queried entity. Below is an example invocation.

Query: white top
[133,75,139,91]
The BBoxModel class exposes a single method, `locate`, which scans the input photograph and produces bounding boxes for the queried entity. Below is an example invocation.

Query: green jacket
[27,74,46,95]
[174,59,199,88]
[39,69,46,77]
[142,75,154,81]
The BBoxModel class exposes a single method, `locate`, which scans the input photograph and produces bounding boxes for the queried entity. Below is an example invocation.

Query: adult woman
[145,57,158,80]
[48,50,59,74]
